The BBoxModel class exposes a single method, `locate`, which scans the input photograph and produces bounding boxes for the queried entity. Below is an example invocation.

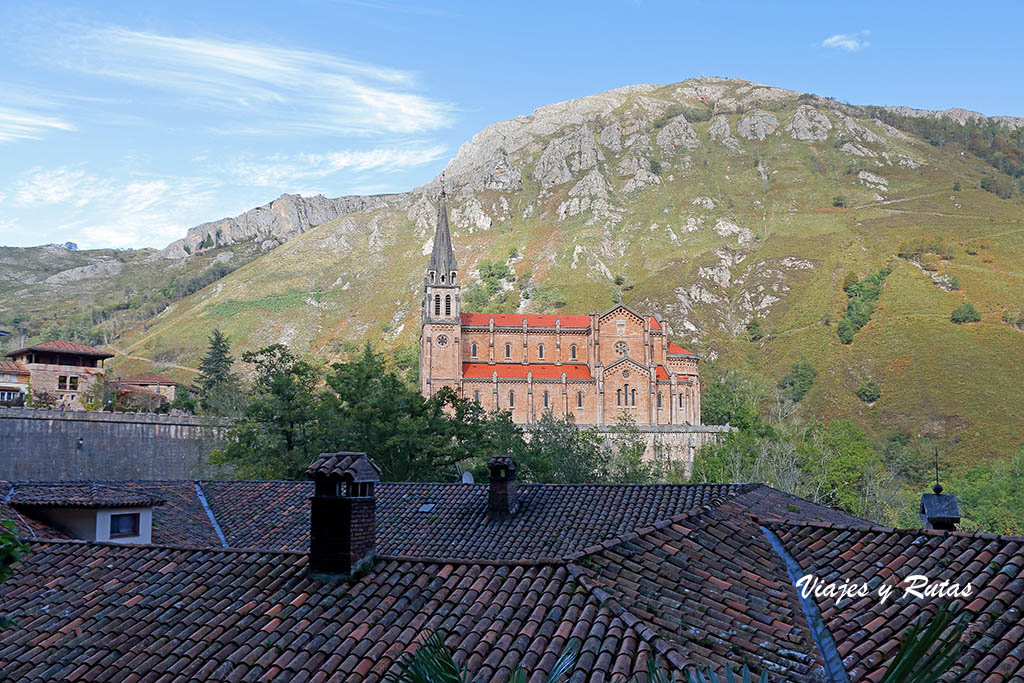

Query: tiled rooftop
[6,339,114,358]
[772,521,1024,682]
[0,542,652,682]
[3,477,1022,680]
[6,483,165,509]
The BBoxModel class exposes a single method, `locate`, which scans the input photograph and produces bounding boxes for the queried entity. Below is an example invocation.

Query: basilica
[419,192,701,427]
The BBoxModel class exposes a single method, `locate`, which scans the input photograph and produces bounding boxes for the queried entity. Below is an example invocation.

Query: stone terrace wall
[0,407,227,481]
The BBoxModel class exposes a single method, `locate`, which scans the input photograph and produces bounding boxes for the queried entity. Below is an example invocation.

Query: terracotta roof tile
[0,360,29,375]
[460,313,591,327]
[0,545,650,682]
[8,483,165,508]
[6,339,114,358]
[666,342,694,355]
[771,521,1024,681]
[462,362,592,380]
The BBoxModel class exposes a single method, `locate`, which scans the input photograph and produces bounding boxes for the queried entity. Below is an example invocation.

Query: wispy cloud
[0,107,74,143]
[11,166,220,248]
[821,31,871,52]
[60,27,453,136]
[226,143,447,187]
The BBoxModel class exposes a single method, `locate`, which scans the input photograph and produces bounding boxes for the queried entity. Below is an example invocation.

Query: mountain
[4,77,1023,472]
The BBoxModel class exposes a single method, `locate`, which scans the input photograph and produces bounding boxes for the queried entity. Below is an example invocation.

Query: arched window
[616,388,622,406]
[474,390,480,403]
[657,392,662,408]
[445,295,451,316]
[543,391,549,408]
[440,273,445,283]
[577,391,583,408]
[471,342,478,357]
[538,343,544,359]
[570,344,577,360]
[631,389,637,406]
[434,294,441,316]
[505,343,511,358]
[679,393,684,408]
[509,390,515,407]
[451,272,456,284]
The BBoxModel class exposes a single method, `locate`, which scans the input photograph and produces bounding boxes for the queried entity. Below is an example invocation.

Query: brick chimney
[487,456,518,521]
[306,452,381,579]
[920,483,961,531]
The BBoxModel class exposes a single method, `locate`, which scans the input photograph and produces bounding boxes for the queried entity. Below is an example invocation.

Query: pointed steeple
[427,185,458,277]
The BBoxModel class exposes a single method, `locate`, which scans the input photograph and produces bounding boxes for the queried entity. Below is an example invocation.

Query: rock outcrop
[737,110,779,141]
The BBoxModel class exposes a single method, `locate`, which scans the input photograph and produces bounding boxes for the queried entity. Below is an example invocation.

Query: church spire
[427,182,457,278]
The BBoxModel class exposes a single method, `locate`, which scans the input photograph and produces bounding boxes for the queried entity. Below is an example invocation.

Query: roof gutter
[761,525,850,683]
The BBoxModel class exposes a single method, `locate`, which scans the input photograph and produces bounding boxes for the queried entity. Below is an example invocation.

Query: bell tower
[420,186,461,397]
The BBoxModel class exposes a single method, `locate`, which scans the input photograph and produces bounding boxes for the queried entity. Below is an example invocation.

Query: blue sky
[0,0,1019,250]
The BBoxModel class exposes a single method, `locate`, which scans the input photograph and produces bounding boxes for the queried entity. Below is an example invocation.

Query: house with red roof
[420,190,701,429]
[0,359,30,405]
[5,340,114,409]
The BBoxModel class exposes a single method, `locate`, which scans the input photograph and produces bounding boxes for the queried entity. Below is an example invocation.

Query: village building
[419,191,701,427]
[109,371,197,410]
[0,359,30,405]
[5,339,113,409]
[1,455,1020,681]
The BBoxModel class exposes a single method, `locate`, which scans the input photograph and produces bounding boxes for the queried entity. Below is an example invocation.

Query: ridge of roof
[562,484,763,563]
[762,518,1024,543]
[22,536,308,557]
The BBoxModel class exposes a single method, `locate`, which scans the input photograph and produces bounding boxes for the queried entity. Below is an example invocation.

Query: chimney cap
[487,456,517,471]
[306,452,381,482]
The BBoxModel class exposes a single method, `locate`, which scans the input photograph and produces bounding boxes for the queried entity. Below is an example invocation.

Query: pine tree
[197,329,241,414]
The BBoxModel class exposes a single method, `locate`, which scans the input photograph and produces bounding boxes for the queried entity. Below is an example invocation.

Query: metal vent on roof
[417,503,436,513]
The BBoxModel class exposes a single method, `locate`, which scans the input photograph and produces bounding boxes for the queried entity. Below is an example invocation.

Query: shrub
[948,275,961,291]
[856,381,882,403]
[832,196,847,208]
[649,159,662,175]
[837,318,856,344]
[953,180,962,192]
[951,302,981,324]
[745,317,764,342]
[778,359,817,404]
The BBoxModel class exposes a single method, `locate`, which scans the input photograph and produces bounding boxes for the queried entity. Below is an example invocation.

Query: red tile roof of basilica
[460,312,591,327]
[462,362,593,380]
[649,316,662,330]
[667,342,694,355]
[655,365,669,380]
[6,339,114,359]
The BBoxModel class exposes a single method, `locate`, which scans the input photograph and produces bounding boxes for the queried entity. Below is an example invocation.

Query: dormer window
[110,512,140,538]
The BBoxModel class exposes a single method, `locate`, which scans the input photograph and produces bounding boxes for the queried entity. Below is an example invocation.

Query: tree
[951,302,981,324]
[520,412,602,483]
[319,344,522,481]
[832,195,846,208]
[170,385,198,414]
[197,329,243,415]
[211,345,322,479]
[777,359,817,404]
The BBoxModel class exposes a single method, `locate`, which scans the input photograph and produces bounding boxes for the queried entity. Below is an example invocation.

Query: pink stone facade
[418,194,700,427]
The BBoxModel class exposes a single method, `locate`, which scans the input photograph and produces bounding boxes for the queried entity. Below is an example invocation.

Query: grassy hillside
[23,78,1024,478]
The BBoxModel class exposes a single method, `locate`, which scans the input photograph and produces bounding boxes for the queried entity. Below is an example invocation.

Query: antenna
[933,447,943,495]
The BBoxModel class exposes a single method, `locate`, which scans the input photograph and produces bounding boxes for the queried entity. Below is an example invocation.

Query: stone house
[111,371,197,409]
[0,359,30,404]
[5,339,114,409]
